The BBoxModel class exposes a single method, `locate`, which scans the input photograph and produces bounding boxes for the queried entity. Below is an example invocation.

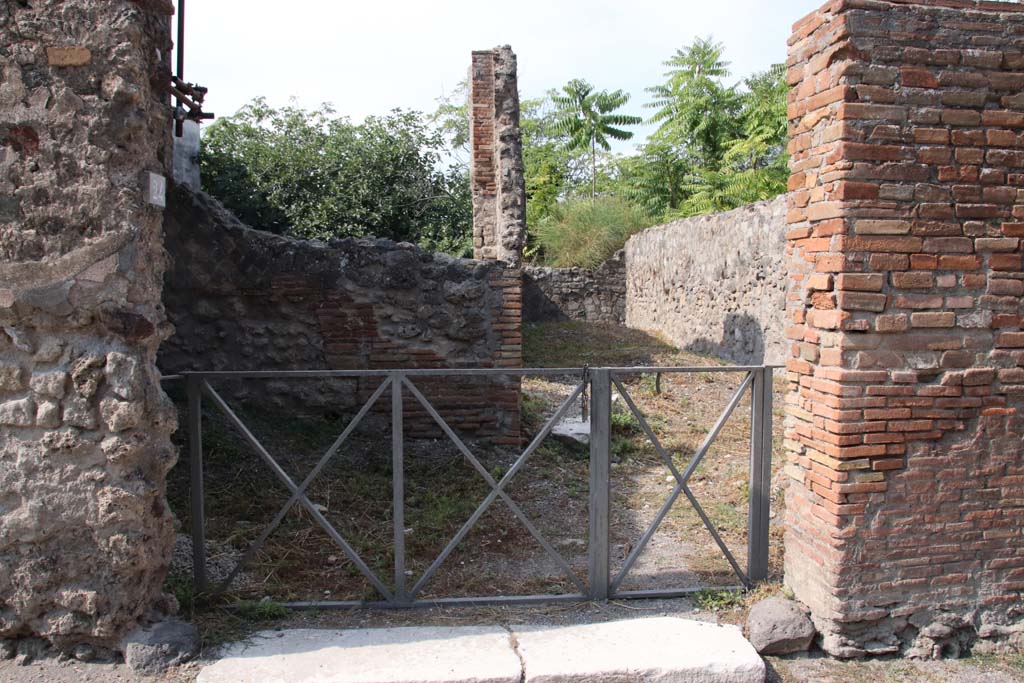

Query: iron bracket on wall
[170,0,214,136]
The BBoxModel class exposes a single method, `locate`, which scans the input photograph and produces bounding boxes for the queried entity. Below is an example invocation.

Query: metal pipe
[172,365,775,380]
[176,0,185,81]
[186,375,207,592]
[391,373,406,603]
[175,0,185,137]
[588,369,611,601]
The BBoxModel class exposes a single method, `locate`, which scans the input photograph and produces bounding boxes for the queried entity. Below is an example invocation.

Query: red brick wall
[785,0,1024,658]
[471,51,499,260]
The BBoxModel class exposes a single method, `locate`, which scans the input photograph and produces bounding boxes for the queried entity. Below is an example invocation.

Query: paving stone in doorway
[196,626,521,683]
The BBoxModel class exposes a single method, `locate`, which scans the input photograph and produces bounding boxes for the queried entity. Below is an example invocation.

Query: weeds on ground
[694,588,745,611]
[611,409,641,434]
[236,600,290,621]
[522,321,677,368]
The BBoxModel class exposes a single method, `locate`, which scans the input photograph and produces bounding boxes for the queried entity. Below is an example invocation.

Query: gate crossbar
[179,365,774,608]
[403,376,587,597]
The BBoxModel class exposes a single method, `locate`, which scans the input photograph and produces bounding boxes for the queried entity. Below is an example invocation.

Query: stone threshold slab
[515,617,765,683]
[197,618,765,683]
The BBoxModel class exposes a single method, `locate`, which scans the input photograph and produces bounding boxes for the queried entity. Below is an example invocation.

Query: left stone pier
[0,0,178,648]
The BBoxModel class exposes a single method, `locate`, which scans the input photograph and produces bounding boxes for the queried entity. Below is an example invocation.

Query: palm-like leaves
[645,37,742,167]
[626,37,788,222]
[553,79,642,197]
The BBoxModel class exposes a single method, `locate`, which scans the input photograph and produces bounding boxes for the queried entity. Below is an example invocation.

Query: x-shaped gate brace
[609,372,754,591]
[186,372,588,605]
[182,365,773,607]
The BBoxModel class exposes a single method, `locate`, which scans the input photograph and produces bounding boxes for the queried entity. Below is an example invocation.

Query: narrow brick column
[469,46,526,267]
[468,46,524,442]
[785,0,1024,658]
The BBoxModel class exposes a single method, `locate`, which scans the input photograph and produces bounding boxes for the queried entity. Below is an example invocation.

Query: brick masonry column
[470,46,526,268]
[0,0,177,647]
[785,0,1024,658]
[468,46,524,441]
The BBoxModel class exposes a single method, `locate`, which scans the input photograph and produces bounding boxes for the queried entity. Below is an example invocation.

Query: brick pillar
[0,0,177,647]
[470,46,526,267]
[786,0,1024,658]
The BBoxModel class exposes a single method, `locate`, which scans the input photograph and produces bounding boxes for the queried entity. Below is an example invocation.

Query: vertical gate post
[747,367,773,583]
[186,374,208,593]
[391,373,406,603]
[588,369,611,600]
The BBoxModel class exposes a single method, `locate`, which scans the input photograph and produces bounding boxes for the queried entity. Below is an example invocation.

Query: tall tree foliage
[552,79,642,199]
[200,98,472,255]
[645,37,741,168]
[632,38,789,219]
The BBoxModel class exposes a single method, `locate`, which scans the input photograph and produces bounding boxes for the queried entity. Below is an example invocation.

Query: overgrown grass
[694,588,745,611]
[523,321,677,368]
[534,196,653,268]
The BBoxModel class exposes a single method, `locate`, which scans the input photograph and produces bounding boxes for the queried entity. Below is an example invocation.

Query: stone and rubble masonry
[0,0,178,648]
[161,188,523,442]
[785,0,1024,658]
[626,197,791,365]
[523,251,627,324]
[470,46,527,267]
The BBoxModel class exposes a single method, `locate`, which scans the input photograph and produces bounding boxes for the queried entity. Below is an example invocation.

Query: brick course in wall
[785,0,1024,658]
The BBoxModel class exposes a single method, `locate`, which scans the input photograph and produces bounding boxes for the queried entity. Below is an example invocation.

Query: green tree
[615,139,691,218]
[645,37,742,169]
[672,63,789,217]
[200,98,472,255]
[521,94,590,225]
[627,38,788,220]
[552,79,642,199]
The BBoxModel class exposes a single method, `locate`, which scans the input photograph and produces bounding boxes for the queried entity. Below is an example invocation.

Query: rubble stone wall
[523,251,626,324]
[161,188,523,442]
[625,197,790,364]
[470,46,526,267]
[785,0,1024,658]
[0,0,178,647]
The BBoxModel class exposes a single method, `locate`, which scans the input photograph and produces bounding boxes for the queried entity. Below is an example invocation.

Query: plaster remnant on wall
[45,47,92,67]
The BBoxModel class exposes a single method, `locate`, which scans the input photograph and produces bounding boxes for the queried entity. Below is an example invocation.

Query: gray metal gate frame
[178,365,774,609]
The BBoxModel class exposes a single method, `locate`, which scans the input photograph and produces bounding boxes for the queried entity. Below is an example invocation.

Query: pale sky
[183,0,824,151]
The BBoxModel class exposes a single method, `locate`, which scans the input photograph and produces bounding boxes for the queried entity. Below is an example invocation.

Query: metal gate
[177,365,774,608]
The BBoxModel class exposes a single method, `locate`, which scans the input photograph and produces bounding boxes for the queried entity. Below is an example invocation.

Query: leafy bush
[535,196,652,268]
[200,98,472,256]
